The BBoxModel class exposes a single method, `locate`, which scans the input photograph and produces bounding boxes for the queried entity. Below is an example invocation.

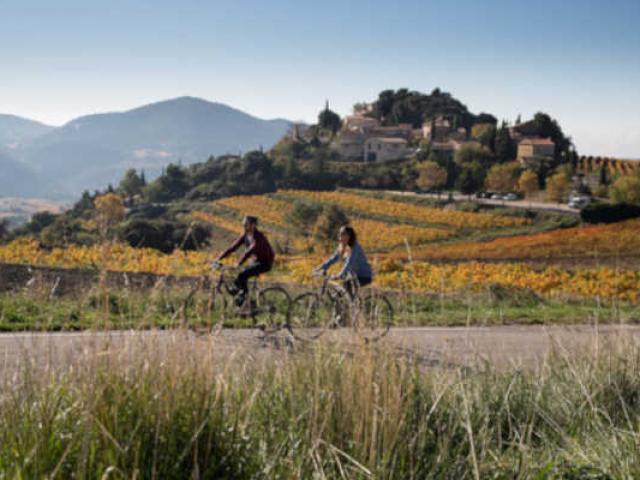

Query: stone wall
[0,263,208,296]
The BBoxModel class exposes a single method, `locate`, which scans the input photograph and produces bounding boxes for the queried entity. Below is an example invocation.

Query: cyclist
[214,216,275,306]
[314,225,372,297]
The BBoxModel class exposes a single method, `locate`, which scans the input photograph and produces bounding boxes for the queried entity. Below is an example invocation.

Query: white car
[490,193,502,200]
[502,193,518,201]
[568,196,591,209]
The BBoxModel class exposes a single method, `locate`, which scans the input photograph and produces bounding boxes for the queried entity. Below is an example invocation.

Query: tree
[314,205,349,252]
[145,163,189,202]
[518,170,539,200]
[286,201,322,236]
[0,219,8,241]
[428,150,458,189]
[599,165,609,186]
[454,143,494,169]
[531,112,571,164]
[494,123,516,163]
[545,171,571,203]
[470,123,496,150]
[415,161,447,192]
[485,162,521,193]
[118,169,145,204]
[20,211,57,234]
[318,102,342,134]
[455,161,485,196]
[286,201,323,251]
[610,175,640,205]
[94,193,125,239]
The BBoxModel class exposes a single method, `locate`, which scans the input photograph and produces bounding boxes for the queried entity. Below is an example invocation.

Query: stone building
[364,137,412,162]
[517,138,555,162]
[422,116,452,142]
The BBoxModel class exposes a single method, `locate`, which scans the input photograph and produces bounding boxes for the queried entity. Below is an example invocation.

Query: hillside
[0,149,47,197]
[0,114,53,148]
[2,97,292,198]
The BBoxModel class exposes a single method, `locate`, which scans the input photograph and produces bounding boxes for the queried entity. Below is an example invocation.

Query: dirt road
[386,190,577,214]
[1,324,638,376]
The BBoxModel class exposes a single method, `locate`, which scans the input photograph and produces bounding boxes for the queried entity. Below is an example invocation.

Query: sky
[1,0,639,158]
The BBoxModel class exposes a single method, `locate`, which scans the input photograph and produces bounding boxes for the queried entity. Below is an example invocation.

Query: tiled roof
[519,137,554,146]
[366,137,408,144]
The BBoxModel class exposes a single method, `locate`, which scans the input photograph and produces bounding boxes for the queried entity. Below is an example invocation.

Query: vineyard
[399,219,640,261]
[1,189,639,302]
[576,155,640,176]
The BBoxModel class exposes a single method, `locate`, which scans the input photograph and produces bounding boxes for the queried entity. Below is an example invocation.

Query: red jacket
[219,229,275,266]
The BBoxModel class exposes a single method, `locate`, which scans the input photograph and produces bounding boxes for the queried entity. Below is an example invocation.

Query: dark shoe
[228,286,240,296]
[235,294,246,308]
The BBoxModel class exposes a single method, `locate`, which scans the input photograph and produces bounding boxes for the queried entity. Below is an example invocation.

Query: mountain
[0,115,54,148]
[6,97,291,198]
[0,149,47,197]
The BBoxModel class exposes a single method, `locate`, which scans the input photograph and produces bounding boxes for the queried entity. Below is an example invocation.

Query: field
[1,189,639,308]
[2,189,640,478]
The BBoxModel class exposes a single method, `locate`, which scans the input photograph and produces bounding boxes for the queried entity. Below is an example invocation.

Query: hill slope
[0,115,54,149]
[9,97,291,197]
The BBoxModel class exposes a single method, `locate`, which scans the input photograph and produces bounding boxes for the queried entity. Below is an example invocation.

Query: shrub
[580,203,640,224]
[119,219,210,253]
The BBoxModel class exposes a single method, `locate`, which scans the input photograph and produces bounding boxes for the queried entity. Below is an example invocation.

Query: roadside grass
[1,284,637,332]
[1,331,640,477]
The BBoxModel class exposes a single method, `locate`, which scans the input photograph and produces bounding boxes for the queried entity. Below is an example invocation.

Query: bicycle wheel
[357,292,394,342]
[208,287,233,330]
[289,292,337,341]
[254,286,291,333]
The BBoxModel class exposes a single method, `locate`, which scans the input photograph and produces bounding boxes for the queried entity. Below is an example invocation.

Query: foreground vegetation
[0,282,638,332]
[2,331,640,478]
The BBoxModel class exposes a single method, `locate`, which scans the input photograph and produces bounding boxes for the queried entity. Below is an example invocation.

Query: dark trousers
[235,261,272,294]
[343,276,372,298]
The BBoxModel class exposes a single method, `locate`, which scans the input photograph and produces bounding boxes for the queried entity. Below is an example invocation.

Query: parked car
[490,193,503,200]
[502,193,519,201]
[568,196,592,209]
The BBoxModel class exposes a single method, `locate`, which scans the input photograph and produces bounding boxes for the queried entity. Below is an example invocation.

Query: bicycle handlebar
[210,262,238,273]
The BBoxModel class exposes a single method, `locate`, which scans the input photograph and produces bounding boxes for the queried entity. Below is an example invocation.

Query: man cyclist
[214,216,275,306]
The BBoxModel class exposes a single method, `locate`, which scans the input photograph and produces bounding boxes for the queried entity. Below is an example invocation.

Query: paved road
[1,325,638,376]
[386,190,577,214]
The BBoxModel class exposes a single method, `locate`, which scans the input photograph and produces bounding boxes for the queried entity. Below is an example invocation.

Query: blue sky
[1,0,639,157]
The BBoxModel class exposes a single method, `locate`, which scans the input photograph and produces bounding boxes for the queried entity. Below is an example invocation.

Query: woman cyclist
[313,225,372,297]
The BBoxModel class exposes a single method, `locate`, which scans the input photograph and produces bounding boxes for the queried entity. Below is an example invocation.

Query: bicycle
[205,262,291,334]
[289,271,394,342]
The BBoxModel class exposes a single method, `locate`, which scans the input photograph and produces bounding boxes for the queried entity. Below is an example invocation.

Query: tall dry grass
[1,330,639,478]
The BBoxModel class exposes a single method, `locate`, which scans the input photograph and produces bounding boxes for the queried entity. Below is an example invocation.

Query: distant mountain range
[0,97,292,199]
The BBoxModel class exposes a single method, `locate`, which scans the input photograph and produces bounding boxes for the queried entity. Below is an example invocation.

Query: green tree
[599,165,609,186]
[456,161,486,196]
[145,164,189,202]
[610,175,640,205]
[286,201,323,251]
[494,123,516,163]
[314,205,349,252]
[454,143,494,169]
[318,102,342,134]
[471,123,496,150]
[70,190,94,217]
[118,169,145,204]
[0,219,8,241]
[532,112,571,164]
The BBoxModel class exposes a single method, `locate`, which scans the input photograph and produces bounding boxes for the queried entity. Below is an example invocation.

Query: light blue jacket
[320,242,373,280]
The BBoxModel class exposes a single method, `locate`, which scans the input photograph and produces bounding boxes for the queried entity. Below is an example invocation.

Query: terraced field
[1,189,639,302]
